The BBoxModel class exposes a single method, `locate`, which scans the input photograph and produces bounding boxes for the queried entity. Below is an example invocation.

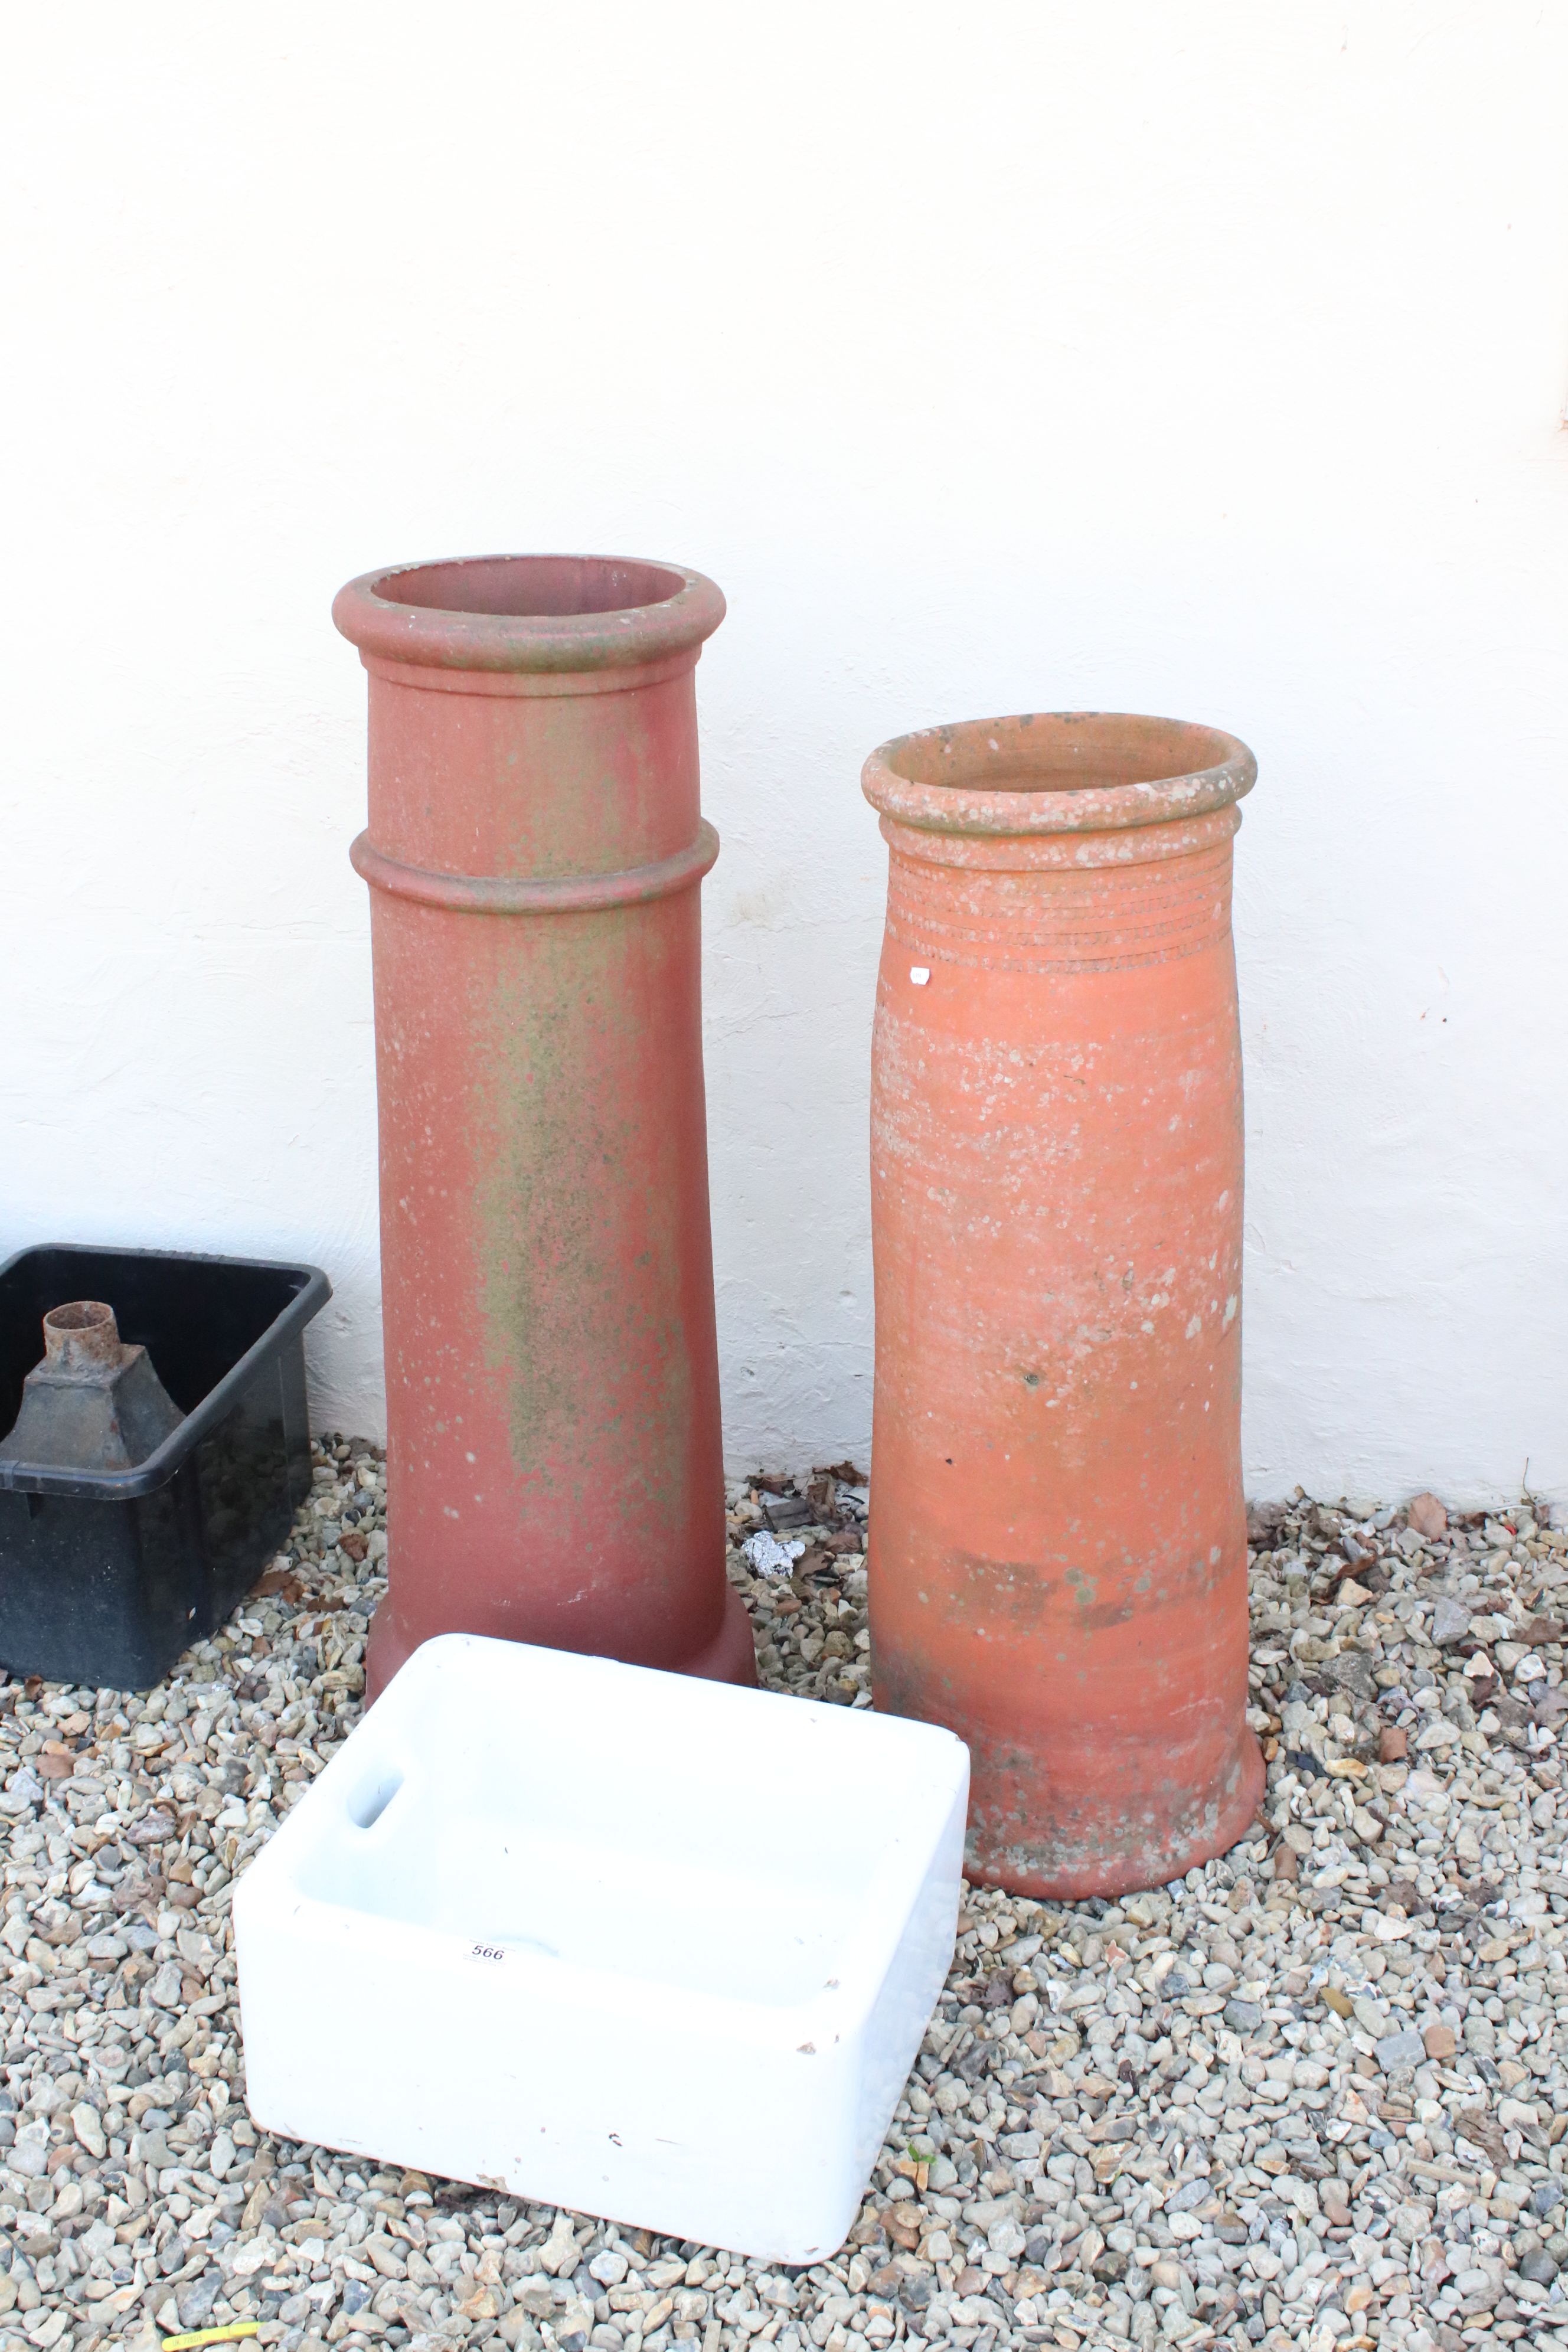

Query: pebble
[0,1465,1566,2352]
[1429,1599,1472,1648]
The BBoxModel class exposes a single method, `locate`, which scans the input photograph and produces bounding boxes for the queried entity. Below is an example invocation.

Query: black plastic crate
[0,1245,331,1689]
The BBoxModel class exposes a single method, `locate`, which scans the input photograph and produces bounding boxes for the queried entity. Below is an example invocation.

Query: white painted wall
[4,3,1566,1504]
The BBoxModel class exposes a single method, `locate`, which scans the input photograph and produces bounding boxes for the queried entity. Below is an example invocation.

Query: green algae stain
[467,904,699,1519]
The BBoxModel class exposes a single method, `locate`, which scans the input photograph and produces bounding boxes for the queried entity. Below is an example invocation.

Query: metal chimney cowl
[0,1301,183,1474]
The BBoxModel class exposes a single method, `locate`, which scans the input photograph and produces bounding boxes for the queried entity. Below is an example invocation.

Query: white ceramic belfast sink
[234,1632,968,2260]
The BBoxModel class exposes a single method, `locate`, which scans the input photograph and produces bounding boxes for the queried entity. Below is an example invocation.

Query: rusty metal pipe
[43,1300,122,1370]
[335,554,754,1697]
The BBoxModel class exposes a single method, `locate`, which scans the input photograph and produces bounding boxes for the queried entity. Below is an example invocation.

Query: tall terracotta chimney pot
[863,710,1263,1898]
[335,554,753,1697]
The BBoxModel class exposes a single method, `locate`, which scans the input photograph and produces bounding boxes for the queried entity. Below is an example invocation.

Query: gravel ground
[0,1452,1565,2352]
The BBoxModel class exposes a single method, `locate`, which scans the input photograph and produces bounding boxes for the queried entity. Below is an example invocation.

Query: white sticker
[909,966,930,986]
